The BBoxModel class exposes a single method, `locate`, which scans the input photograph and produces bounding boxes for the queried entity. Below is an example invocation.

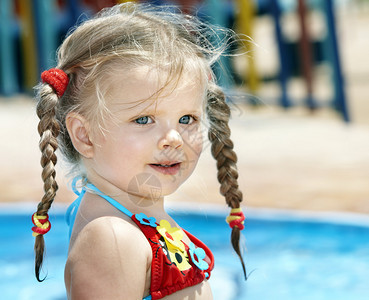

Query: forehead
[104,65,206,113]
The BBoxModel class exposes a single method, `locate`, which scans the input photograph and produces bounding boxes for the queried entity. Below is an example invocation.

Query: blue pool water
[1,206,369,300]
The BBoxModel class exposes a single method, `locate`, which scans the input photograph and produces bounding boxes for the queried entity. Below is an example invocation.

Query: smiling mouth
[149,162,181,175]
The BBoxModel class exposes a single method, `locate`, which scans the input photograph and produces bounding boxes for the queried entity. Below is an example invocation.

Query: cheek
[124,134,150,151]
[116,127,156,153]
[96,131,152,168]
[191,135,203,157]
[187,125,204,153]
[182,127,203,162]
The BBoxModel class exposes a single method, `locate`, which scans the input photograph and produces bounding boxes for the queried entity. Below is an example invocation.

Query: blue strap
[65,178,150,299]
[65,189,85,240]
[66,177,86,239]
[85,182,133,218]
[66,178,134,240]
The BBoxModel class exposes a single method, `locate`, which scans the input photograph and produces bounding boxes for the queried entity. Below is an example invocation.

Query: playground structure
[0,0,348,121]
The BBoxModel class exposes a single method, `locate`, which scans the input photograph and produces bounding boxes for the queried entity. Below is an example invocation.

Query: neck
[85,173,166,217]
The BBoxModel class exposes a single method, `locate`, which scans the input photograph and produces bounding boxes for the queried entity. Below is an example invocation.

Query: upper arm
[66,217,151,299]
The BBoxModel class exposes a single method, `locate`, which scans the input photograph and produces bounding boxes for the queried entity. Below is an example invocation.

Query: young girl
[32,3,246,299]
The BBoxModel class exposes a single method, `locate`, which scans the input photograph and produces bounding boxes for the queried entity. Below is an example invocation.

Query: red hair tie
[32,213,51,237]
[226,208,245,230]
[41,68,69,97]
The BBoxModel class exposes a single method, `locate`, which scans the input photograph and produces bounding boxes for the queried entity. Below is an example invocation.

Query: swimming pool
[1,205,369,300]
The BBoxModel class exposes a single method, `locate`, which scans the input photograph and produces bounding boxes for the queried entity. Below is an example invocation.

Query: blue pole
[33,0,58,73]
[205,0,232,88]
[66,0,91,27]
[321,0,349,122]
[0,0,19,95]
[270,0,291,108]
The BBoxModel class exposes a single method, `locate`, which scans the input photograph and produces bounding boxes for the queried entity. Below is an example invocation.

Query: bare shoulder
[65,216,151,299]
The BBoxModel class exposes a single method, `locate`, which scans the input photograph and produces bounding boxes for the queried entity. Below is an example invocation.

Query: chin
[160,182,183,197]
[146,166,196,197]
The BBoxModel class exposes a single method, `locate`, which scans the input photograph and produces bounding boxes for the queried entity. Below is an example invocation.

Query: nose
[158,129,184,150]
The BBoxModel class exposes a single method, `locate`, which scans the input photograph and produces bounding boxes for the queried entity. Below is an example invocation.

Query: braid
[34,84,60,281]
[206,83,247,279]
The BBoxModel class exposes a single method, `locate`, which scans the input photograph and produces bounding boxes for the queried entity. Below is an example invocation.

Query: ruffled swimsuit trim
[66,179,214,300]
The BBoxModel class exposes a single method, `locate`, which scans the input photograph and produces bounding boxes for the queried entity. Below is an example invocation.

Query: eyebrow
[110,96,204,119]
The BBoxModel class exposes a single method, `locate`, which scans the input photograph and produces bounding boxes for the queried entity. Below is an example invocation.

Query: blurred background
[0,0,367,213]
[1,1,369,299]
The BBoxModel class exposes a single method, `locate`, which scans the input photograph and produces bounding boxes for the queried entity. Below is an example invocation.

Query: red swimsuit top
[66,181,214,300]
[132,213,214,300]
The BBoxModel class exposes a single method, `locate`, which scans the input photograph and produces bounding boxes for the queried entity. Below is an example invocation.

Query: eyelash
[179,115,198,125]
[134,116,154,125]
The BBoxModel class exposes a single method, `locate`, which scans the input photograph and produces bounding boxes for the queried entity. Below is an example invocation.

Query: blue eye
[134,116,153,125]
[179,115,194,124]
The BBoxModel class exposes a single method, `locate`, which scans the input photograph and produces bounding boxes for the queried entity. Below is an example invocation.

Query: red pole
[297,0,316,110]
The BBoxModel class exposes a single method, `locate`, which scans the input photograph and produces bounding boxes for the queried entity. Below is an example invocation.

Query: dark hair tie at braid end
[41,68,69,97]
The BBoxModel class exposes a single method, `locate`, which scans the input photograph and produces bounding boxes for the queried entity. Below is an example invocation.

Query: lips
[149,162,181,175]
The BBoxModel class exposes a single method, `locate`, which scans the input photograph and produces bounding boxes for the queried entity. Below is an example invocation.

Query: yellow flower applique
[157,219,185,252]
[157,219,191,271]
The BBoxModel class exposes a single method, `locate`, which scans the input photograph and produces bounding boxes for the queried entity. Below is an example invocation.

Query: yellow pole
[235,0,259,93]
[18,0,38,91]
[117,0,136,3]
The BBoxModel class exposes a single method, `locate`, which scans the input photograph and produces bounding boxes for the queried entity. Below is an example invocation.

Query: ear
[65,112,94,158]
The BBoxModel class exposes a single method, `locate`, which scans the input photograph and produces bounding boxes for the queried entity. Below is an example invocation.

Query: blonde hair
[34,2,245,281]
